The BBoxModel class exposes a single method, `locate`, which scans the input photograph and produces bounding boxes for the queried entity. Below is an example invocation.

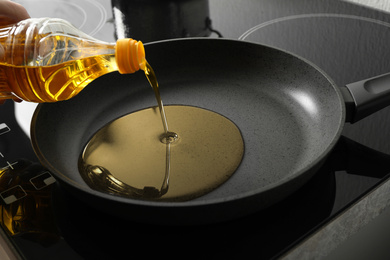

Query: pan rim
[30,38,346,209]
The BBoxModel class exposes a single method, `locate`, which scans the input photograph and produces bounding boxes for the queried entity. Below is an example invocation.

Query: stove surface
[2,0,390,259]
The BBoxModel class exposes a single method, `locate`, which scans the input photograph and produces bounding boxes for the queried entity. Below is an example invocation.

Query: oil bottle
[0,18,145,103]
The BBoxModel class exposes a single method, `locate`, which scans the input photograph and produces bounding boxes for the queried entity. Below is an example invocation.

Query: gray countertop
[281,174,390,259]
[347,0,390,13]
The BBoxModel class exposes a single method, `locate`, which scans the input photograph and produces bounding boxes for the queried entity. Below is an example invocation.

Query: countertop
[347,0,390,13]
[281,173,390,259]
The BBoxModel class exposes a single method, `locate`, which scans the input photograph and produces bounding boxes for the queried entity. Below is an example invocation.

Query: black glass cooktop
[2,0,390,259]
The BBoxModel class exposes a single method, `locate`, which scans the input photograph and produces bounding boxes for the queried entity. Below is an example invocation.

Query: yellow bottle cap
[115,38,146,74]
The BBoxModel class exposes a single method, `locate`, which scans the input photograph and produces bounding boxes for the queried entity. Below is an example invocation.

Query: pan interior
[78,105,244,202]
[31,39,343,204]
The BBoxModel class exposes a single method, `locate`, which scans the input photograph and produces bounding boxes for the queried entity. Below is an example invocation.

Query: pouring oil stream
[144,61,178,144]
[78,61,244,201]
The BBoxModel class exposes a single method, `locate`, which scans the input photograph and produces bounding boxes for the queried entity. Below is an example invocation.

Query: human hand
[0,0,30,57]
[0,0,30,104]
[0,0,30,25]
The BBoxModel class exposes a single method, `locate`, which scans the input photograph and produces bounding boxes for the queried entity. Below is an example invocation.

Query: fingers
[0,0,30,23]
[0,1,29,104]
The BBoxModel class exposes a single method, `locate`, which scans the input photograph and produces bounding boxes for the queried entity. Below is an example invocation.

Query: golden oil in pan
[78,62,244,202]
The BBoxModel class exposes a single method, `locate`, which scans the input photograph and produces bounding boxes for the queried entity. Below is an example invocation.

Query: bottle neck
[115,38,146,74]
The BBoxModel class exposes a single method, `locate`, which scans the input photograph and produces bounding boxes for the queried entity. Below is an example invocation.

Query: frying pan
[31,39,390,224]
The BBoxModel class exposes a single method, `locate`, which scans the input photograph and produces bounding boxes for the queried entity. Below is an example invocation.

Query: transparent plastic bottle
[0,18,145,103]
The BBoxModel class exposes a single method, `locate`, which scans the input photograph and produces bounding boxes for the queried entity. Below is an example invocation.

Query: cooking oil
[144,61,170,135]
[0,18,144,102]
[78,61,244,201]
[78,105,244,202]
[0,54,117,102]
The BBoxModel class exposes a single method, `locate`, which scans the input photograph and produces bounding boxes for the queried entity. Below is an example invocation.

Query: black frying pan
[31,39,390,224]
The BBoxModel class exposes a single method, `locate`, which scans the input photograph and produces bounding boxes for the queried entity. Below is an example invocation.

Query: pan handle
[342,72,390,123]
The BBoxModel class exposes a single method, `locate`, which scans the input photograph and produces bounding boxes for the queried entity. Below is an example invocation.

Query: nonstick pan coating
[31,39,344,224]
